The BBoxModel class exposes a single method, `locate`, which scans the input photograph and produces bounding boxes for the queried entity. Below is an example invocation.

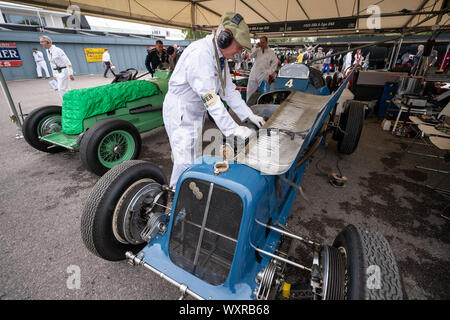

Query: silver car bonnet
[235,90,330,175]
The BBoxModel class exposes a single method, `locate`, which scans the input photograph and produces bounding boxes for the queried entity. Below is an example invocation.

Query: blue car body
[136,65,353,300]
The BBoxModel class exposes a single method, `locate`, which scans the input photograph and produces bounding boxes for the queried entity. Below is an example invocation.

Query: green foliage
[183,29,209,40]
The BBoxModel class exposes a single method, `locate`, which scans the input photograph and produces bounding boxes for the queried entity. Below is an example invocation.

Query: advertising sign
[84,48,106,62]
[248,17,357,33]
[0,42,22,67]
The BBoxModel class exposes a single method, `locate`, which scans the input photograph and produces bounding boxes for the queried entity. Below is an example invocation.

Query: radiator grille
[169,178,243,286]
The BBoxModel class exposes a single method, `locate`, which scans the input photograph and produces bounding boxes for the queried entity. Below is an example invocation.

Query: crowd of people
[274,46,367,75]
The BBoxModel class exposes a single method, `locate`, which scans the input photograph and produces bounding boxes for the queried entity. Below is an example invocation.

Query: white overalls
[46,45,73,98]
[33,50,50,78]
[246,46,278,102]
[163,33,253,187]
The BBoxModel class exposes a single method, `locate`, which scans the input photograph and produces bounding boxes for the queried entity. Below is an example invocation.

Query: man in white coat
[163,12,265,188]
[39,36,75,98]
[32,48,50,79]
[247,36,278,102]
[342,50,353,73]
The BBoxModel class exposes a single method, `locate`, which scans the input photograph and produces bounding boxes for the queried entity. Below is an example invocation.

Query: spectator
[102,48,113,78]
[342,50,353,72]
[401,51,412,64]
[353,49,363,67]
[297,49,304,63]
[313,47,325,68]
[32,47,50,79]
[322,48,333,75]
[411,44,424,74]
[303,47,314,65]
[167,46,180,71]
[145,40,167,76]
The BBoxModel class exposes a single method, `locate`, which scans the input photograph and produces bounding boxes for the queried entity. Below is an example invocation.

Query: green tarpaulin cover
[61,80,159,135]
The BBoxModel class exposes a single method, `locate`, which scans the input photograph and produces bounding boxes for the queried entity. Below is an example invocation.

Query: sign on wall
[84,48,106,62]
[0,42,22,67]
[248,17,357,33]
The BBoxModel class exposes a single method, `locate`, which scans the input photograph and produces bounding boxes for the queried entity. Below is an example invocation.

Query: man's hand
[248,113,265,129]
[53,77,57,81]
[69,75,75,81]
[268,72,277,84]
[232,126,255,140]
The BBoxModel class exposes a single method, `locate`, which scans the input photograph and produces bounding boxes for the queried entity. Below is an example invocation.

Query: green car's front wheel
[23,105,65,153]
[80,119,142,176]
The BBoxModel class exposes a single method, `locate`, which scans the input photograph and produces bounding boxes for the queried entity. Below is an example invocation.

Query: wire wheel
[23,105,65,153]
[37,114,62,137]
[98,130,136,168]
[80,119,141,176]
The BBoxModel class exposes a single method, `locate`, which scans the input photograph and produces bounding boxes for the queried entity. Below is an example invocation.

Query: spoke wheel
[23,105,65,153]
[79,119,141,176]
[98,130,136,168]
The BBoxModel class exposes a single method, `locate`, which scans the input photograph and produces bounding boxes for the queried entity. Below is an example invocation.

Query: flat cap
[220,12,252,51]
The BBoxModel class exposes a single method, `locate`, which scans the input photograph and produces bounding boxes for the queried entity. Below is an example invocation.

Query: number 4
[284,79,293,88]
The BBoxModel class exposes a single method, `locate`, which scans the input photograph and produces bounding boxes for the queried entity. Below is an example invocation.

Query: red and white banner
[0,42,22,67]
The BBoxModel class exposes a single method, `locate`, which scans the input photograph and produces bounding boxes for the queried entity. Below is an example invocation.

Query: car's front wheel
[80,160,168,261]
[320,224,406,300]
[23,105,65,153]
[80,119,141,176]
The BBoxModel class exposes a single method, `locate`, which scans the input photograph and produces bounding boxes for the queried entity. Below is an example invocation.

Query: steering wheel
[125,68,139,80]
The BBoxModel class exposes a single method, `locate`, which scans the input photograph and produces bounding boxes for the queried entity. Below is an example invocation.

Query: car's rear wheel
[80,119,141,176]
[336,101,365,154]
[23,105,65,153]
[81,160,168,261]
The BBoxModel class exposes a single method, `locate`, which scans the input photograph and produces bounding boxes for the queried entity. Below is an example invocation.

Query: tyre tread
[80,160,149,259]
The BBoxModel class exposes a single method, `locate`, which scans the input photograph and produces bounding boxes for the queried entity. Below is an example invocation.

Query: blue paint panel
[273,77,309,91]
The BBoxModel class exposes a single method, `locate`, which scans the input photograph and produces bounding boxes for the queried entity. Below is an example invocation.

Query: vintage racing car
[22,69,169,176]
[80,63,405,300]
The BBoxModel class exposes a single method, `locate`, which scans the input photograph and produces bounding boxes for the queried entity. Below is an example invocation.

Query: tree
[183,29,209,40]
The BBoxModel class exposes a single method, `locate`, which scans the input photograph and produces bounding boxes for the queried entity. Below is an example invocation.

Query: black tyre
[332,225,405,300]
[80,119,141,176]
[325,76,332,91]
[81,160,168,261]
[309,67,326,89]
[22,105,65,153]
[337,101,364,154]
[331,72,340,92]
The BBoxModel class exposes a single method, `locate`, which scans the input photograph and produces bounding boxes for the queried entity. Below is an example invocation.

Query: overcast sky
[85,15,185,40]
[0,1,185,40]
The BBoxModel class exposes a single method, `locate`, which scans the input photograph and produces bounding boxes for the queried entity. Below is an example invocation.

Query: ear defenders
[217,13,243,49]
[217,29,233,49]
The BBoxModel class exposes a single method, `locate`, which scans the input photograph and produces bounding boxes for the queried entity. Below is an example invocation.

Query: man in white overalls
[32,48,50,79]
[39,36,75,98]
[162,12,265,188]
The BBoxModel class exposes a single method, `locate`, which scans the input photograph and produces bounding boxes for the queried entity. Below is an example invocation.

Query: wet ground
[0,74,448,299]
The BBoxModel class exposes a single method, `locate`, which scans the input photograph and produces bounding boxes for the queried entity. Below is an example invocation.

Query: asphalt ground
[0,73,449,300]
